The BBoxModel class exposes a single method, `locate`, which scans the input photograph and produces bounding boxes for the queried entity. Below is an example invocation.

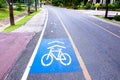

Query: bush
[113,1,119,8]
[94,3,100,10]
[0,0,6,8]
[108,4,116,10]
[100,4,106,9]
[14,3,24,11]
[77,2,85,9]
[59,3,63,7]
[85,1,92,9]
[91,4,95,10]
[77,4,81,9]
[95,3,100,8]
[108,1,120,10]
[116,9,120,11]
[100,1,119,10]
[114,15,120,21]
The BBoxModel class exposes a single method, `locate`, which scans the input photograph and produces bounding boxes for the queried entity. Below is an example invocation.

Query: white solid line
[91,21,120,39]
[83,15,120,39]
[91,16,120,28]
[55,11,92,80]
[21,9,48,80]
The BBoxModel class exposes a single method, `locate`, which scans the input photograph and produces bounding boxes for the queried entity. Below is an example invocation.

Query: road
[7,6,120,80]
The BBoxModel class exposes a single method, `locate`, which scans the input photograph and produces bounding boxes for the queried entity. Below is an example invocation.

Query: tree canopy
[0,0,6,8]
[50,0,83,8]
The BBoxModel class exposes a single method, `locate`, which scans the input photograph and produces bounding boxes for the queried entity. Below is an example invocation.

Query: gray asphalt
[50,6,120,80]
[6,5,120,80]
[27,6,85,80]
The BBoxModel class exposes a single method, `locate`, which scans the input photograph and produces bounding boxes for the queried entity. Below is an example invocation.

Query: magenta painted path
[0,32,35,80]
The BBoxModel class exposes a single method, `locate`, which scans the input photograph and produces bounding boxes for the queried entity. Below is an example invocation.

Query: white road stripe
[91,21,120,39]
[84,15,120,39]
[21,9,48,80]
[55,11,92,80]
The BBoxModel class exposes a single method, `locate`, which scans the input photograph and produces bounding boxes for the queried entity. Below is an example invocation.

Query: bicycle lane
[22,8,87,80]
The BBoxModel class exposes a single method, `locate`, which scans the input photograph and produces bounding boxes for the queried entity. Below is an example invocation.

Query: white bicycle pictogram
[41,41,72,66]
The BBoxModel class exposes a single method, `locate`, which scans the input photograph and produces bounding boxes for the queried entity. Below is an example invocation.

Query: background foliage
[46,0,120,10]
[0,0,7,8]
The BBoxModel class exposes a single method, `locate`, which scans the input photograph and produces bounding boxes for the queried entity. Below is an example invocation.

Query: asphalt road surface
[7,6,120,80]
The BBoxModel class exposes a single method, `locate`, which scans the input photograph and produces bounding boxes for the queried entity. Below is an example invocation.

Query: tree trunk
[7,0,15,25]
[27,0,30,15]
[105,0,108,18]
[35,0,37,11]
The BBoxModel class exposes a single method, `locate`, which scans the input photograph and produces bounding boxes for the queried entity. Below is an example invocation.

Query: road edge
[21,8,48,80]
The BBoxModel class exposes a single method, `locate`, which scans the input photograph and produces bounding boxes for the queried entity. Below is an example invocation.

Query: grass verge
[3,10,40,32]
[0,8,9,20]
[0,8,25,20]
[94,15,120,25]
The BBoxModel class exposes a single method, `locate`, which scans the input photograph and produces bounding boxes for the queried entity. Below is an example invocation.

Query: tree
[50,0,83,8]
[0,0,6,8]
[27,0,30,14]
[105,0,108,18]
[35,0,37,11]
[7,0,15,25]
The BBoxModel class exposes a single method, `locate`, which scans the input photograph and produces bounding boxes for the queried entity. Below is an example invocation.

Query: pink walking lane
[0,32,35,80]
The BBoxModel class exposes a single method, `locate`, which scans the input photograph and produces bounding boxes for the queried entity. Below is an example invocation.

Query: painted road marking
[22,8,88,80]
[21,9,48,80]
[85,16,120,39]
[29,39,81,73]
[90,21,120,39]
[55,11,92,80]
[41,40,71,66]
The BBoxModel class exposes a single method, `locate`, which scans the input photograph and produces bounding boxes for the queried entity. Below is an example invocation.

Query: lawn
[3,10,40,32]
[0,8,24,20]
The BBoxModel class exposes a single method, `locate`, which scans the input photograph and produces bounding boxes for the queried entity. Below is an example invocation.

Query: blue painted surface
[29,38,82,73]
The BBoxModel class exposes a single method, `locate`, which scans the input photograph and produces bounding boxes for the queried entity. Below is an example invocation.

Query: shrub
[108,4,116,10]
[108,1,120,10]
[94,3,100,10]
[14,3,24,11]
[95,3,100,8]
[0,0,6,8]
[116,9,120,11]
[59,3,64,7]
[100,4,106,9]
[113,1,119,8]
[77,4,81,9]
[85,1,92,9]
[77,2,85,9]
[114,15,120,21]
[91,4,95,10]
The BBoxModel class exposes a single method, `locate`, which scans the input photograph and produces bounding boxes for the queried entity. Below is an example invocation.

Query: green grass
[14,10,24,15]
[94,15,120,25]
[0,8,24,20]
[3,10,40,32]
[0,8,9,20]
